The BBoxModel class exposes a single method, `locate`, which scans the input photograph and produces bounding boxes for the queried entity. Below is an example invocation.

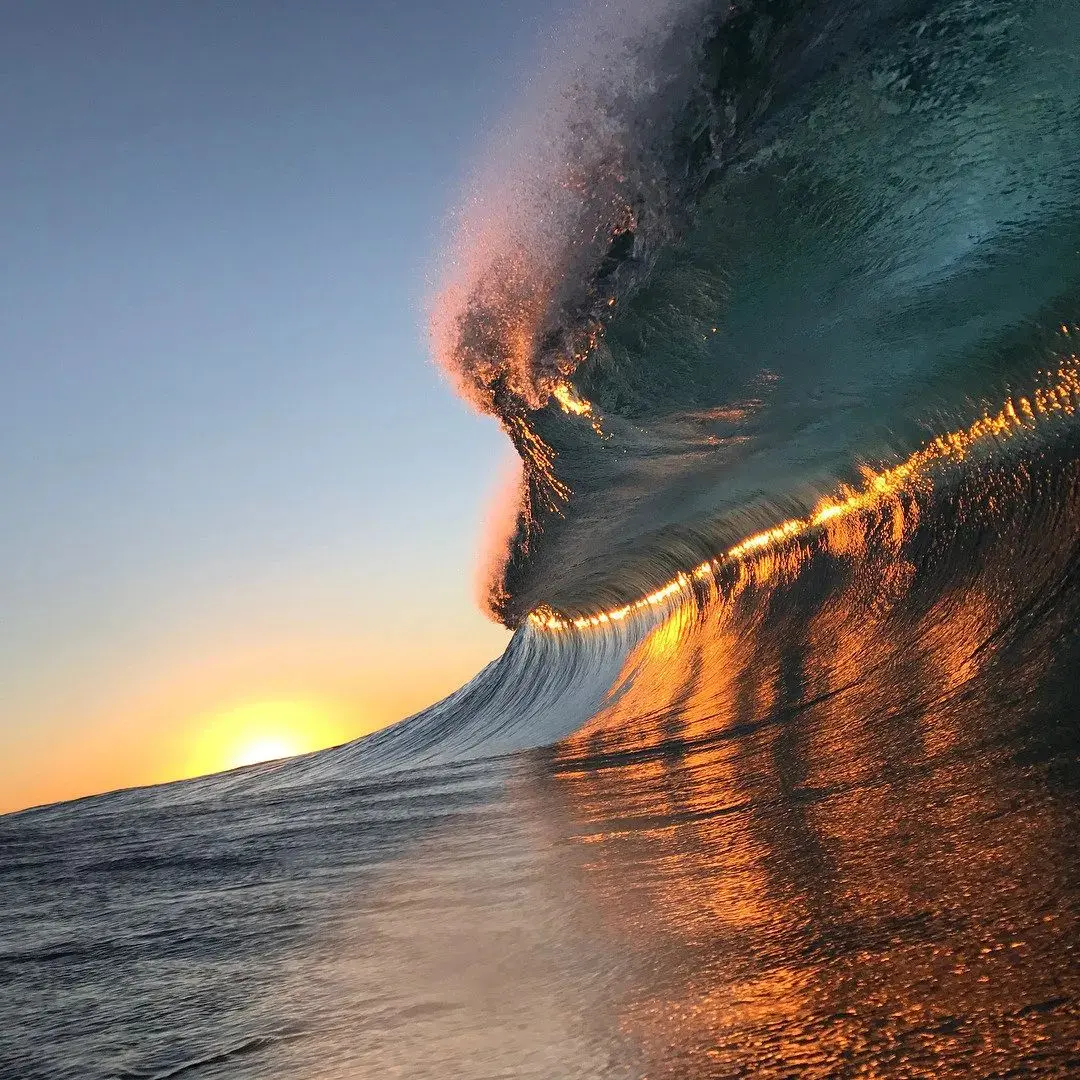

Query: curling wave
[14,8,1080,1076]
[432,0,1080,626]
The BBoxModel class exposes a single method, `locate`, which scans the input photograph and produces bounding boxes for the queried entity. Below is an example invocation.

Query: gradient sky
[0,2,557,813]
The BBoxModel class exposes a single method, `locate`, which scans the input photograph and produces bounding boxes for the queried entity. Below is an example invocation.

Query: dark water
[6,0,1080,1076]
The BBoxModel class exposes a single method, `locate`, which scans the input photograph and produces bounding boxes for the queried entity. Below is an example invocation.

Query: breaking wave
[16,11,1080,1074]
[431,0,1080,627]
[13,10,1080,1078]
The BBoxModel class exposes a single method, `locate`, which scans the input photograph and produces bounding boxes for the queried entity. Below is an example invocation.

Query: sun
[231,733,299,768]
[186,699,354,778]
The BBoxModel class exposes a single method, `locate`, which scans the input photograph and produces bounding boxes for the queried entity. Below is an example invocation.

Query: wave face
[434,0,1080,625]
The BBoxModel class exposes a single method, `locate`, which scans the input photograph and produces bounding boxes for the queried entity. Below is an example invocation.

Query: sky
[0,1,556,813]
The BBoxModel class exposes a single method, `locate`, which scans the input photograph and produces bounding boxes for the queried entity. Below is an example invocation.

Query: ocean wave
[432,0,1080,625]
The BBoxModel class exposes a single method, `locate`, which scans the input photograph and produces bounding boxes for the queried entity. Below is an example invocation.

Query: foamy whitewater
[4,1,1080,1076]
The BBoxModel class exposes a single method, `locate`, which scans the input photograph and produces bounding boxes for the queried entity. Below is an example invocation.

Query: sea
[4,0,1080,1076]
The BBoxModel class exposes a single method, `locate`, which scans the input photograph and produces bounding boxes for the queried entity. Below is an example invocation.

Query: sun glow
[186,699,354,778]
[231,733,299,768]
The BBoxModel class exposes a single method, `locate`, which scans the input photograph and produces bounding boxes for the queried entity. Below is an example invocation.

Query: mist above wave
[431,0,712,412]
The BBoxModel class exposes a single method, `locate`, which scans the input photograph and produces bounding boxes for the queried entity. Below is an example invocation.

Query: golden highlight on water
[530,353,1080,633]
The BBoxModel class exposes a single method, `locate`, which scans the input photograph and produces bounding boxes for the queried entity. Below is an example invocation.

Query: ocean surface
[5,0,1080,1076]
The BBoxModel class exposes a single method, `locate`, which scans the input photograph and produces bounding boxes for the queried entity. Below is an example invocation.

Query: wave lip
[432,0,718,414]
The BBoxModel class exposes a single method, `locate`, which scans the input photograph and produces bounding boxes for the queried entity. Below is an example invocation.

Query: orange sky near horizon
[0,1,552,824]
[2,620,510,816]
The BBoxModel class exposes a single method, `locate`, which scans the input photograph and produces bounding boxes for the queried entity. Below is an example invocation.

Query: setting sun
[186,700,356,778]
[231,733,299,768]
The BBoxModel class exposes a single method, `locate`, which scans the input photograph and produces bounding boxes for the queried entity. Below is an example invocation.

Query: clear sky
[0,2,553,813]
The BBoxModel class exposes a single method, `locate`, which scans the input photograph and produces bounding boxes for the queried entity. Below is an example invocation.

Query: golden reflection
[552,379,606,437]
[530,360,1080,633]
[537,444,1080,1076]
[504,413,572,519]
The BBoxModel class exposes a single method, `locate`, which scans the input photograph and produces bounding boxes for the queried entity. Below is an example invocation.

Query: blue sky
[0,2,556,808]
